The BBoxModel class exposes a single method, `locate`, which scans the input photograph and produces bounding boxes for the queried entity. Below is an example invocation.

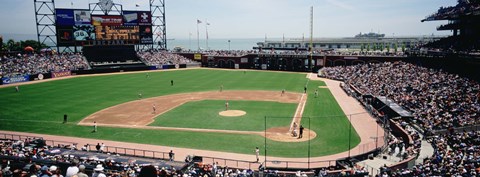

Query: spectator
[65,161,79,177]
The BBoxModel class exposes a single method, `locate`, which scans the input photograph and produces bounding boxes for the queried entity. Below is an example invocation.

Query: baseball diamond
[0,69,368,159]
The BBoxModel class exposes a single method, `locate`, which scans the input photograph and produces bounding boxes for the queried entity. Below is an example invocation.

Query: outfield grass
[0,69,359,157]
[149,100,297,131]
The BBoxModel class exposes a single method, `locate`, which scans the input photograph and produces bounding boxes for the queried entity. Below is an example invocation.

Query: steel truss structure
[150,0,167,50]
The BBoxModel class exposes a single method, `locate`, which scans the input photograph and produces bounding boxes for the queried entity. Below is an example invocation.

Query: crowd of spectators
[0,137,261,177]
[137,51,200,66]
[382,130,480,176]
[418,36,480,55]
[389,121,422,161]
[202,50,256,57]
[175,48,406,57]
[321,61,480,131]
[423,0,480,21]
[0,53,90,78]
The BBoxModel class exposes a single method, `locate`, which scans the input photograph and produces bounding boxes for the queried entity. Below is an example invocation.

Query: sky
[0,0,457,40]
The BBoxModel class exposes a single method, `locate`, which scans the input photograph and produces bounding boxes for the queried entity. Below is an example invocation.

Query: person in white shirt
[65,162,79,177]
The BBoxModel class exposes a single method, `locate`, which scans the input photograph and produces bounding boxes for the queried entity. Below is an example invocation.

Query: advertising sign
[137,11,152,26]
[56,9,74,26]
[194,53,202,60]
[139,26,153,44]
[57,26,74,46]
[122,11,138,26]
[91,15,123,26]
[2,75,30,84]
[73,10,91,24]
[51,71,72,78]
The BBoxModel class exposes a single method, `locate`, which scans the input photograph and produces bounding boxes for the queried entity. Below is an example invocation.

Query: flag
[197,19,202,24]
[135,4,140,7]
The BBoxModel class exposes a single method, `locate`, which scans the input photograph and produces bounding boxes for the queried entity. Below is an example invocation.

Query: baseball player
[225,100,229,110]
[153,104,157,114]
[93,121,97,132]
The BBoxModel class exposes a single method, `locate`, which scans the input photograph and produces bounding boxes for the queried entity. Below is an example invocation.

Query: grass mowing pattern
[0,69,358,157]
[149,100,297,131]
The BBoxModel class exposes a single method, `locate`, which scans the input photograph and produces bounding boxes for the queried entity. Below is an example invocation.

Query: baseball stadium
[0,0,480,177]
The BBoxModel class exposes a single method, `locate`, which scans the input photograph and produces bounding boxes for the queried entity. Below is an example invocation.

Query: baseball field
[0,69,360,158]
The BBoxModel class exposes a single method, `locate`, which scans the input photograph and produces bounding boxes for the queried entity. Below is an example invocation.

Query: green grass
[149,100,297,131]
[0,69,358,157]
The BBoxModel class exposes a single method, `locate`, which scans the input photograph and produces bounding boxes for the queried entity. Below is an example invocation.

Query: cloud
[325,0,355,10]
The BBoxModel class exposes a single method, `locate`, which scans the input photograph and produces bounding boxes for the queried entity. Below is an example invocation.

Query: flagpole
[197,20,200,51]
[205,19,209,50]
[189,32,192,50]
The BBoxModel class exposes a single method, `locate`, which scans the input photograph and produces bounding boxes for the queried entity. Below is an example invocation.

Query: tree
[7,39,15,51]
[401,43,406,52]
[3,39,47,53]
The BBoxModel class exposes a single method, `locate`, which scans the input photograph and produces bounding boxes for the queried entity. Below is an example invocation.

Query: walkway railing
[0,133,170,160]
[0,133,76,148]
[200,155,337,170]
[86,144,170,160]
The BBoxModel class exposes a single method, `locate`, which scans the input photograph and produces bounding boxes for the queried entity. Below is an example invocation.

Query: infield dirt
[79,90,316,142]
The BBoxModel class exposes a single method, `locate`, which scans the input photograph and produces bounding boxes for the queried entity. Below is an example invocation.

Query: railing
[199,155,337,170]
[265,160,336,170]
[200,156,258,170]
[86,144,170,160]
[0,132,170,161]
[0,133,77,148]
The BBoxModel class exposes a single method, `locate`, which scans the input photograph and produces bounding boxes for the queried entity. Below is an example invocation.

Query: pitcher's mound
[219,110,246,117]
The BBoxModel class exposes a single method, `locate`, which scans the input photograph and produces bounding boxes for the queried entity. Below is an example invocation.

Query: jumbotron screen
[55,9,153,46]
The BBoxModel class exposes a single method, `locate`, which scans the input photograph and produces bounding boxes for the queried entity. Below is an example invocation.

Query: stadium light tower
[34,0,58,51]
[150,0,167,50]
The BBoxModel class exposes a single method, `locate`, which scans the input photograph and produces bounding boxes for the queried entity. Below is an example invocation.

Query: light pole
[228,40,231,50]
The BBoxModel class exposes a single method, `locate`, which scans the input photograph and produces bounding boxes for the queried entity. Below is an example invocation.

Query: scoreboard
[55,9,153,46]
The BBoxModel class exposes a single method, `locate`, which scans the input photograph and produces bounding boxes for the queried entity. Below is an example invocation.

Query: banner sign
[56,9,74,26]
[139,26,153,44]
[123,11,139,26]
[56,9,90,25]
[137,11,152,26]
[51,71,72,78]
[57,26,74,45]
[194,53,202,60]
[2,75,30,84]
[122,11,151,26]
[92,15,123,26]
